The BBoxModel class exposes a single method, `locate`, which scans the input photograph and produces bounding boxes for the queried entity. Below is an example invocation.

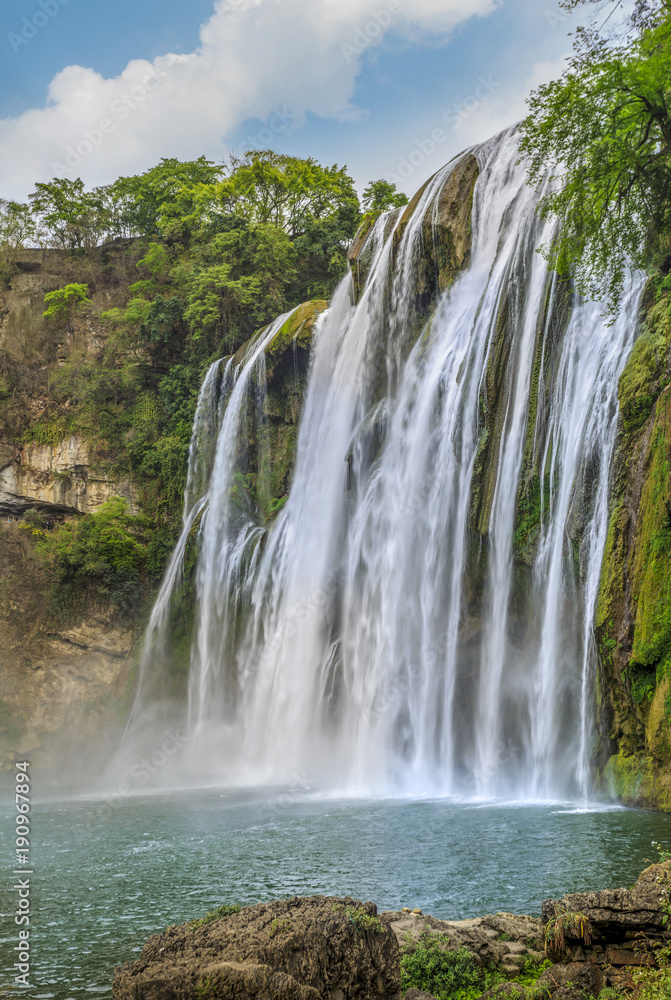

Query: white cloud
[448,53,570,148]
[0,0,500,199]
[356,53,570,198]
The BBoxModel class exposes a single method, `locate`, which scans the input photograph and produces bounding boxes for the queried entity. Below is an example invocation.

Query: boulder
[113,896,401,1000]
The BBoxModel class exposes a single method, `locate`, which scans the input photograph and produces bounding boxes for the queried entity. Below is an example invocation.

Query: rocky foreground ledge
[113,863,671,999]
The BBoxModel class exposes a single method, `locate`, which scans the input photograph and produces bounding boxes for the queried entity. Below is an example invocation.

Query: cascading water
[128,126,643,799]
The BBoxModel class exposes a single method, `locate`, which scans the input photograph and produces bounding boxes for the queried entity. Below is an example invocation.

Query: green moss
[630,392,671,670]
[345,906,384,934]
[189,903,241,930]
[618,297,671,433]
[514,473,552,563]
[625,661,657,705]
[603,748,656,804]
[471,295,512,535]
[596,501,628,631]
[266,300,327,357]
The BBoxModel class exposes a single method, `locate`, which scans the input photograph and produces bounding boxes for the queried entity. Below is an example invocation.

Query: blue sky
[0,0,588,201]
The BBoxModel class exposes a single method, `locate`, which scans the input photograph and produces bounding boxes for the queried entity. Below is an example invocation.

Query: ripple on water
[1,789,669,1000]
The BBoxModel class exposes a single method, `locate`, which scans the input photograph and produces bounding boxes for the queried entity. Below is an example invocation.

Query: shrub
[400,937,496,1000]
[345,906,384,934]
[37,497,147,618]
[43,283,91,323]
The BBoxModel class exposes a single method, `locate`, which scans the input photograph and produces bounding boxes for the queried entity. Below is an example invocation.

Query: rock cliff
[595,281,671,808]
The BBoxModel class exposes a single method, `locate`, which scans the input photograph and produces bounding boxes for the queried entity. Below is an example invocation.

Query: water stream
[128,127,643,799]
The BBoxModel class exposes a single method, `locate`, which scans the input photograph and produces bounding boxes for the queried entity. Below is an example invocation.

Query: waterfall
[129,126,643,799]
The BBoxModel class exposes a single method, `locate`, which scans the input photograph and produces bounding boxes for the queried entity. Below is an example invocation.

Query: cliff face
[0,522,132,768]
[0,244,141,516]
[0,245,145,765]
[0,243,327,766]
[594,283,671,809]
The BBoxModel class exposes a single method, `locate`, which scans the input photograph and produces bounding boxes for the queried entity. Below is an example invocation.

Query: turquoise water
[1,784,670,999]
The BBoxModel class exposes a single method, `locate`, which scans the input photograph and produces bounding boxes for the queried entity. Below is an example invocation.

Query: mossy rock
[630,389,671,669]
[266,300,328,360]
[618,297,671,432]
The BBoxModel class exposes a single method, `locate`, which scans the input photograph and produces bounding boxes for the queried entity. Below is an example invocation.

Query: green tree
[0,200,35,250]
[29,178,111,249]
[362,179,409,213]
[181,220,296,350]
[109,157,225,239]
[39,497,147,616]
[518,0,671,311]
[43,283,92,323]
[214,150,361,238]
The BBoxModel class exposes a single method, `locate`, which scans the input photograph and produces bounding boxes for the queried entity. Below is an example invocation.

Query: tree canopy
[518,0,671,311]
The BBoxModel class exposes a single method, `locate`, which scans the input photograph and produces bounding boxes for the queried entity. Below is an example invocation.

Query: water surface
[1,785,670,998]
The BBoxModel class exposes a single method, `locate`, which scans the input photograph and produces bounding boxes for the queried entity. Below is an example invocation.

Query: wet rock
[113,896,401,1000]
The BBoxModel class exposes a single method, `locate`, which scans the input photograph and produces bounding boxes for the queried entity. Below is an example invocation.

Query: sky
[0,0,594,203]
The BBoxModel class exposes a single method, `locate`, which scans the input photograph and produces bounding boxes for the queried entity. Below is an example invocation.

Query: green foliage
[0,199,35,251]
[362,178,409,212]
[627,944,671,999]
[23,412,79,446]
[625,661,658,705]
[182,221,297,351]
[110,156,225,238]
[400,938,498,1000]
[189,903,241,930]
[128,242,172,298]
[216,150,360,238]
[516,958,552,985]
[10,148,380,590]
[345,907,384,933]
[30,177,112,249]
[43,283,92,322]
[519,2,671,313]
[618,286,671,432]
[51,352,139,411]
[37,498,147,618]
[19,508,48,539]
[652,840,671,863]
